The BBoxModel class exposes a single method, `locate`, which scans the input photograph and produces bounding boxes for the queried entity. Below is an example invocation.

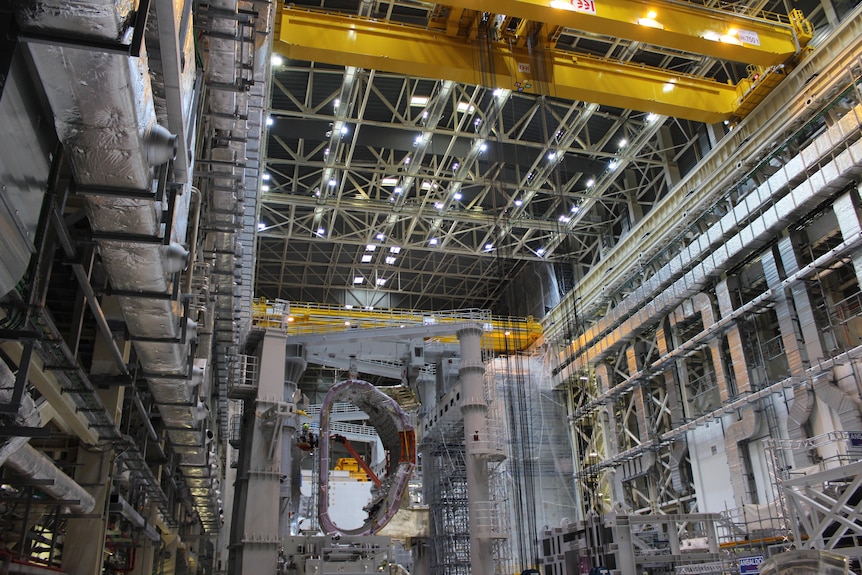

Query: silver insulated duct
[15,0,212,520]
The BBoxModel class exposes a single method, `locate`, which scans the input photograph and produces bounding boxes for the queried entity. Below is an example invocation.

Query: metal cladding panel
[0,50,51,297]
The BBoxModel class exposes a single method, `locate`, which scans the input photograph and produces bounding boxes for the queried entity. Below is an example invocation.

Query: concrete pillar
[762,247,808,375]
[594,362,625,507]
[456,325,493,573]
[716,279,752,395]
[834,188,862,289]
[62,300,129,575]
[657,126,682,189]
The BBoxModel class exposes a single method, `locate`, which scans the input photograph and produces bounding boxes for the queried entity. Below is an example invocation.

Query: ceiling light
[586,178,595,186]
[376,278,387,286]
[365,244,376,251]
[266,116,274,126]
[328,179,337,186]
[453,192,462,200]
[340,125,348,135]
[636,11,664,29]
[646,113,659,123]
[571,205,579,213]
[537,247,546,256]
[514,199,523,207]
[456,102,475,113]
[421,181,432,190]
[480,143,487,152]
[258,222,266,231]
[619,138,627,148]
[429,238,438,245]
[608,160,619,170]
[434,202,444,210]
[262,173,270,181]
[389,246,401,253]
[559,215,571,223]
[410,96,429,107]
[376,233,385,240]
[547,151,557,161]
[353,277,364,284]
[361,254,372,263]
[382,177,398,186]
[484,244,494,251]
[261,184,270,192]
[393,186,403,194]
[334,98,340,109]
[317,227,325,235]
[385,256,396,265]
[271,54,284,66]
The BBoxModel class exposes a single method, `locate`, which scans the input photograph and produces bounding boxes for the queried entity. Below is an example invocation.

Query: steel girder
[437,0,810,67]
[276,7,739,123]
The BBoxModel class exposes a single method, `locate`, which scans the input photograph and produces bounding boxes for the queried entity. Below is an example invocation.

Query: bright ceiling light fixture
[636,10,664,29]
[376,278,387,286]
[353,277,364,284]
[262,173,270,181]
[261,185,270,192]
[271,54,284,66]
[389,246,401,253]
[456,102,475,113]
[410,96,429,107]
[257,222,266,231]
[365,244,376,251]
[361,254,372,263]
[537,247,546,256]
[381,177,398,186]
[385,256,396,265]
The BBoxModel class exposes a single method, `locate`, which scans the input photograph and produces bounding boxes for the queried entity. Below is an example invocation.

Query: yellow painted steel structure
[251,299,543,352]
[436,0,811,67]
[274,7,793,123]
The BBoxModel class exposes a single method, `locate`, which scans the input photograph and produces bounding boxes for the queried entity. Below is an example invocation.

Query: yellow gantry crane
[274,1,812,123]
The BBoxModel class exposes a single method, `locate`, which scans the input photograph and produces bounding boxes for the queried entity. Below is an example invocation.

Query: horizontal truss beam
[276,8,740,123]
[440,0,808,67]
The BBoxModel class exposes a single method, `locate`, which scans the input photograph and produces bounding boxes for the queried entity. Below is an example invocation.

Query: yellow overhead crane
[274,4,813,123]
[431,0,811,67]
[251,299,543,353]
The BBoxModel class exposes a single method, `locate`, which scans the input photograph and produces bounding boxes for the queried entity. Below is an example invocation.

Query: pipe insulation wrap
[20,0,200,462]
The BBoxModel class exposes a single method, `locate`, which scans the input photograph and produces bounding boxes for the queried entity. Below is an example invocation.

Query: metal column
[456,325,493,573]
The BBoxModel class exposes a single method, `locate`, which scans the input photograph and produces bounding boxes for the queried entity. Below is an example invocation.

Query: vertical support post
[62,298,130,575]
[279,344,305,537]
[456,324,493,573]
[236,329,287,575]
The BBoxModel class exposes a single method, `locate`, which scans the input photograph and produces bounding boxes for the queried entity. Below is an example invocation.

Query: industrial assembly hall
[1,0,862,573]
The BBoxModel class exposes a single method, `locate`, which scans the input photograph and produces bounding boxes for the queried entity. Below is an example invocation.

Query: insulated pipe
[5,443,95,514]
[0,361,40,468]
[457,325,494,573]
[183,187,202,296]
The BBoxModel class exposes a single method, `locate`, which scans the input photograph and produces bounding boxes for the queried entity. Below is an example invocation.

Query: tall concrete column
[456,325,493,573]
[834,188,862,289]
[130,503,158,575]
[62,300,130,575]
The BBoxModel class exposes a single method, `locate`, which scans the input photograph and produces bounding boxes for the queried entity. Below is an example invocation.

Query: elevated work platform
[251,299,542,353]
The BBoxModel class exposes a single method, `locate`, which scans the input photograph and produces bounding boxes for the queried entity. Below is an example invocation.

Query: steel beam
[276,8,738,123]
[442,0,809,66]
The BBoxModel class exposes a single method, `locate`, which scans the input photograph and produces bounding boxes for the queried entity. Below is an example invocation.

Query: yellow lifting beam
[251,299,543,353]
[440,0,811,67]
[276,7,742,123]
